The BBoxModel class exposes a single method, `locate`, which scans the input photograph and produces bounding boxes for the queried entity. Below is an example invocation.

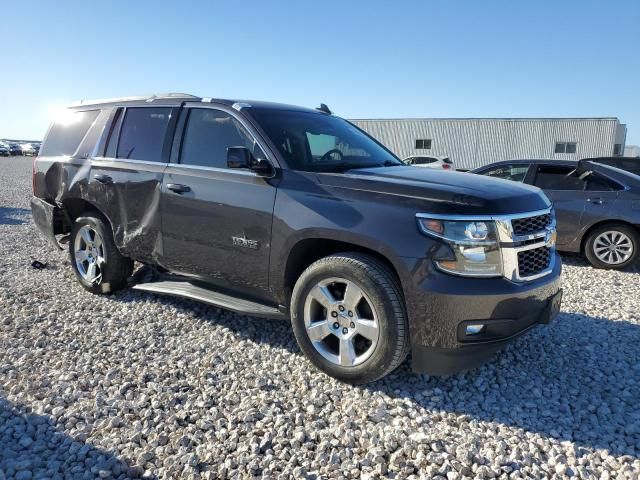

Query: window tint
[586,174,623,191]
[117,107,171,162]
[483,164,529,182]
[40,110,100,157]
[415,139,432,149]
[181,108,254,168]
[534,165,585,190]
[250,110,399,172]
[104,108,123,158]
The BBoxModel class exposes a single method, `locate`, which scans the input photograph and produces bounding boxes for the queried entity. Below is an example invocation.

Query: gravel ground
[1,156,639,479]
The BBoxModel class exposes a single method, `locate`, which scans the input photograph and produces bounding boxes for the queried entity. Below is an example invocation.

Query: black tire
[69,213,133,294]
[584,223,639,269]
[290,252,409,384]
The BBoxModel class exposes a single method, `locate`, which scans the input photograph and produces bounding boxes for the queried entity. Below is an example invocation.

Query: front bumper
[402,252,562,375]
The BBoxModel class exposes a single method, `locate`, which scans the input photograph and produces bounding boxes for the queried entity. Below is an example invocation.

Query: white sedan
[403,155,455,170]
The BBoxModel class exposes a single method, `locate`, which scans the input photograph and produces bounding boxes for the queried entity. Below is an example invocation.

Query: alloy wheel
[593,230,634,265]
[303,277,380,367]
[73,225,105,283]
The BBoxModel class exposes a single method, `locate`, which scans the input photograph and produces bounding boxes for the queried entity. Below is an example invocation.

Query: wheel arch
[282,237,403,306]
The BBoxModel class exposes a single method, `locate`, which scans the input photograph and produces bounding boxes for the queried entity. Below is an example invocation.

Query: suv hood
[317,166,550,215]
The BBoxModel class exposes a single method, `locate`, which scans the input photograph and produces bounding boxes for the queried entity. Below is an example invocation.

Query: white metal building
[350,117,627,170]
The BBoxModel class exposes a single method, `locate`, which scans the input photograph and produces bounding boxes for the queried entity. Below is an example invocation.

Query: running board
[132,280,286,319]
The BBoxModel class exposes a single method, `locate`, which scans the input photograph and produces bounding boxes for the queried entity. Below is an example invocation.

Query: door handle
[588,197,605,205]
[93,174,113,184]
[167,183,191,194]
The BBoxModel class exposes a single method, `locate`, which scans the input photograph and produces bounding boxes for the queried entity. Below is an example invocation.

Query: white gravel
[1,156,639,479]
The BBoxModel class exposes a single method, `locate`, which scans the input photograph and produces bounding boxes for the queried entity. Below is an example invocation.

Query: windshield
[250,109,402,172]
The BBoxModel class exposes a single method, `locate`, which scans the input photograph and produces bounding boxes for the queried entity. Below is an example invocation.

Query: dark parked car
[31,94,561,384]
[583,156,640,177]
[0,142,9,156]
[9,143,23,156]
[472,159,640,269]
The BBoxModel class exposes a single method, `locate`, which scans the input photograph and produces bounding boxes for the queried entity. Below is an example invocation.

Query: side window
[104,108,123,158]
[414,157,436,165]
[181,108,254,168]
[306,132,338,159]
[117,107,172,162]
[534,166,585,190]
[586,174,623,191]
[483,164,529,182]
[40,110,100,157]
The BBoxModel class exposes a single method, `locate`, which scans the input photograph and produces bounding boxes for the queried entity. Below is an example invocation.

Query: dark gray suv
[31,93,562,384]
[473,159,640,269]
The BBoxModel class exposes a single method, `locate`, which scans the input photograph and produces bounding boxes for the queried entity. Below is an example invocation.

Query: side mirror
[227,147,273,176]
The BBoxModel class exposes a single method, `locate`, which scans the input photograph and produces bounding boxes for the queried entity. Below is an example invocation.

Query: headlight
[417,217,503,277]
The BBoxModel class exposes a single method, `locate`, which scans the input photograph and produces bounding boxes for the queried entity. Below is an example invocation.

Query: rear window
[117,107,171,162]
[40,110,100,157]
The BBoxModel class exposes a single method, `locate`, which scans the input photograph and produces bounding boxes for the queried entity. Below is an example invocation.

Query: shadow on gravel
[111,290,640,457]
[560,253,640,273]
[0,397,139,479]
[375,313,640,458]
[0,207,31,225]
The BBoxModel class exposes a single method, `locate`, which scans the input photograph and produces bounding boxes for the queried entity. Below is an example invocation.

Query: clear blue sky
[2,0,639,144]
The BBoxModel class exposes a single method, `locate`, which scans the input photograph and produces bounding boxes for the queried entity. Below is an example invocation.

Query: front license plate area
[541,289,562,324]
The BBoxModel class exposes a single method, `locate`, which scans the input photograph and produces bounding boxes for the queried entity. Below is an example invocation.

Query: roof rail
[71,93,200,106]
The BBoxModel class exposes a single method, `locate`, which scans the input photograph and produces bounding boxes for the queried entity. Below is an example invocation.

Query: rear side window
[586,174,623,191]
[40,110,100,157]
[117,107,171,162]
[180,108,254,169]
[534,166,585,190]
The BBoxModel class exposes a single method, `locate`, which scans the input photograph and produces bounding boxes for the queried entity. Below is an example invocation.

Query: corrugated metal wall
[351,118,620,169]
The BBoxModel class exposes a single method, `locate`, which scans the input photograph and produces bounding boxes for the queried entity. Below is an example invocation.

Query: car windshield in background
[251,110,401,172]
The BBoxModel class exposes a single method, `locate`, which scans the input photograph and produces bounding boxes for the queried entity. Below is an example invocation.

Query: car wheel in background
[584,223,639,269]
[290,252,409,384]
[69,213,133,294]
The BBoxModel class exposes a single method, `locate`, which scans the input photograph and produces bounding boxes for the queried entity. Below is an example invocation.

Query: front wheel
[584,223,639,269]
[69,213,133,293]
[290,253,409,384]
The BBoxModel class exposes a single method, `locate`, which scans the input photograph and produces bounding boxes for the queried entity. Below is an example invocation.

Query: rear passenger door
[91,106,176,262]
[159,105,277,301]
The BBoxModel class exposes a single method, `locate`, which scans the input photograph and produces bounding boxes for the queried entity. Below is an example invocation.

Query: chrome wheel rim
[74,225,105,283]
[593,231,633,265]
[303,277,379,367]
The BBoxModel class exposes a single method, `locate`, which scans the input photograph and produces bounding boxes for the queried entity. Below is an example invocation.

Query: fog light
[465,324,485,335]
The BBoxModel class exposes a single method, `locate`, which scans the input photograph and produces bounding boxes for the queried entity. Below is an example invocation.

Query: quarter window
[40,110,100,157]
[180,109,255,169]
[554,142,577,154]
[415,139,432,149]
[117,107,172,162]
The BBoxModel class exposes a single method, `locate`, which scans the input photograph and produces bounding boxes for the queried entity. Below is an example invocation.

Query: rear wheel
[290,253,409,384]
[69,213,133,293]
[584,223,639,269]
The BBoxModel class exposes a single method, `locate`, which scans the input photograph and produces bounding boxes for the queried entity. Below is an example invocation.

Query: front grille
[518,246,551,278]
[512,213,552,236]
